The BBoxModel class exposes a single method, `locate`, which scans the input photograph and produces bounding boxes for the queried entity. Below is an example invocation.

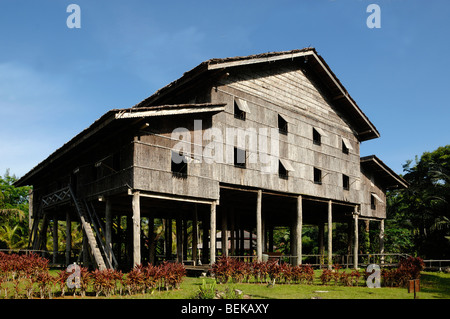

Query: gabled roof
[360,155,409,189]
[15,103,225,186]
[134,48,380,141]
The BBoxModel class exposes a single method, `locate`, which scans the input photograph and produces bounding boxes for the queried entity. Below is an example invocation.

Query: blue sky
[0,0,449,178]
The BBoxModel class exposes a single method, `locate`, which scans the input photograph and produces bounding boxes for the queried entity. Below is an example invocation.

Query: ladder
[68,186,107,270]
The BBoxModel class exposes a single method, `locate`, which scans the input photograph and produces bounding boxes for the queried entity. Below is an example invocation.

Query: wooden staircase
[68,186,107,270]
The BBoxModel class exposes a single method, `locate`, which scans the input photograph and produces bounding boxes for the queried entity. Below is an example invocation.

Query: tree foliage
[0,170,31,249]
[386,145,450,258]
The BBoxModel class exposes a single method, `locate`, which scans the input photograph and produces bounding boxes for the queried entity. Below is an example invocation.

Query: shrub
[320,269,332,285]
[211,257,234,284]
[92,269,117,297]
[161,261,186,290]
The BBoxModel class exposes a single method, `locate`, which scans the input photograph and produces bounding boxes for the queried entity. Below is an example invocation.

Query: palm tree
[0,224,27,249]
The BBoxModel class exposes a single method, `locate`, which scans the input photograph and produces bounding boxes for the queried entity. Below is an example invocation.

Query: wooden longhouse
[15,48,408,270]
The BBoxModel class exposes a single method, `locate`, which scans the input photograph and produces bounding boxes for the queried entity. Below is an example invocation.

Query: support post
[176,215,183,263]
[230,208,235,256]
[221,209,228,257]
[65,211,71,265]
[256,189,263,261]
[192,205,198,265]
[165,218,172,260]
[28,189,33,232]
[183,218,188,261]
[148,215,155,265]
[328,200,332,270]
[379,219,385,264]
[210,201,216,265]
[202,215,209,264]
[318,223,324,267]
[105,199,112,267]
[354,206,359,269]
[52,215,58,264]
[295,195,303,266]
[132,192,141,267]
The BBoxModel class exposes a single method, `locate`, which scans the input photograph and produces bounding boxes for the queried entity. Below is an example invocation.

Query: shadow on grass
[420,272,450,299]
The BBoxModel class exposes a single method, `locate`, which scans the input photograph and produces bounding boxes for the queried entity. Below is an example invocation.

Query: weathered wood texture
[210,62,361,203]
[133,115,219,200]
[359,166,387,218]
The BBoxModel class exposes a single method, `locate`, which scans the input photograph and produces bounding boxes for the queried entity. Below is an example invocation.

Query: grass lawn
[2,270,449,299]
[116,271,450,300]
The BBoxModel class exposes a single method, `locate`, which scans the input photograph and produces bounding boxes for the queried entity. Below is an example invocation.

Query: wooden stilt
[202,214,209,264]
[192,205,198,265]
[148,215,155,265]
[132,192,141,267]
[210,201,216,265]
[221,208,228,257]
[328,200,332,270]
[256,189,262,261]
[65,211,71,265]
[230,208,235,256]
[165,218,172,260]
[318,222,324,267]
[52,215,58,264]
[354,206,359,269]
[105,199,112,267]
[176,215,183,263]
[380,219,385,265]
[295,195,303,266]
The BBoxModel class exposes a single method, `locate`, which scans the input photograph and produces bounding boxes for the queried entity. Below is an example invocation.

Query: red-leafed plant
[320,269,332,285]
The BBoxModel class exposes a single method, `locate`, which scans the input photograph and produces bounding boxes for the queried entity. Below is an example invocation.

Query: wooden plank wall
[210,62,362,203]
[133,115,220,200]
[359,168,387,219]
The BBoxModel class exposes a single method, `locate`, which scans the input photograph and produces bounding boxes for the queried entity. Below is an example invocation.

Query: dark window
[171,151,187,178]
[371,194,376,210]
[343,174,350,190]
[279,160,288,180]
[234,101,246,120]
[234,147,246,168]
[342,140,349,155]
[314,167,322,185]
[278,115,288,135]
[313,128,321,145]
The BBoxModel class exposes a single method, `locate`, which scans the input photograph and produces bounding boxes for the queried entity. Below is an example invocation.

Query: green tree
[386,145,450,258]
[0,169,32,249]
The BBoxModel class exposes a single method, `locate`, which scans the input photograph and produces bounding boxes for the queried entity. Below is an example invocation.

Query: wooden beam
[379,219,385,265]
[221,208,228,257]
[210,202,217,265]
[52,215,58,264]
[328,200,332,270]
[256,190,263,261]
[176,215,183,263]
[65,211,71,265]
[192,205,198,265]
[148,215,155,265]
[354,206,359,269]
[138,191,215,205]
[105,199,112,267]
[132,192,141,267]
[207,50,311,70]
[295,195,303,266]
